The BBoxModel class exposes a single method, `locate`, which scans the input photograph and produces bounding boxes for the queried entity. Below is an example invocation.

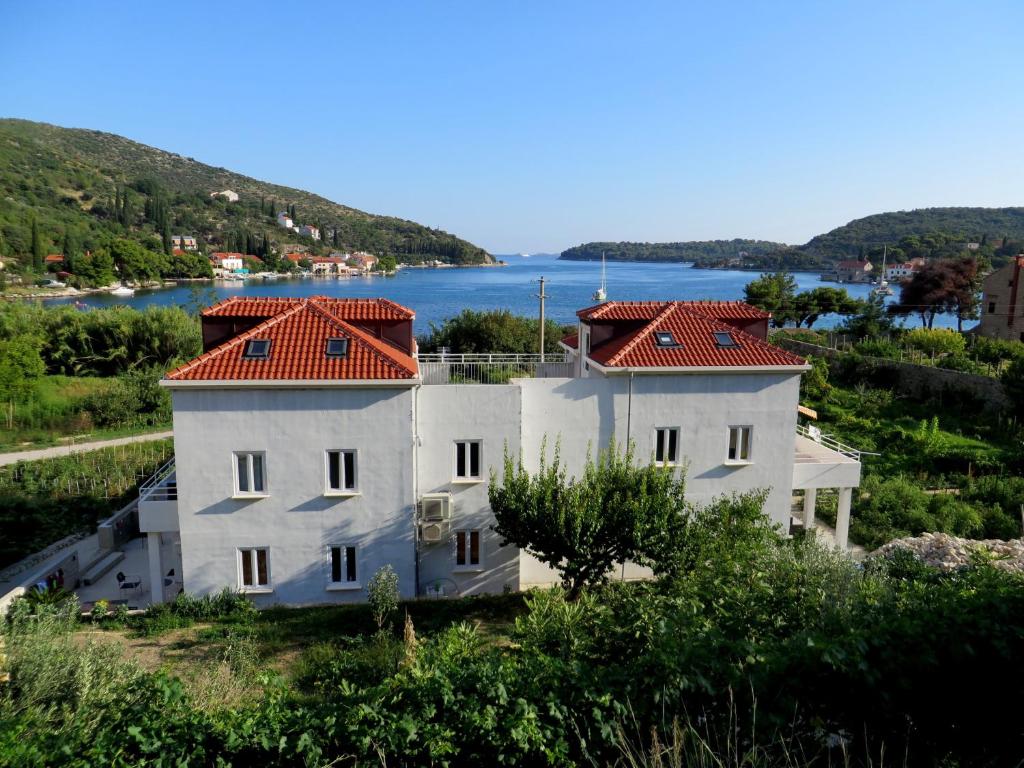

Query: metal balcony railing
[138,458,178,502]
[795,423,863,461]
[418,353,574,384]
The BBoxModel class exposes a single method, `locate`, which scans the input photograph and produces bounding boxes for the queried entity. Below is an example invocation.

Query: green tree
[0,335,45,403]
[488,439,687,598]
[839,294,896,339]
[791,287,862,328]
[419,309,568,354]
[30,216,44,273]
[74,249,117,287]
[743,272,797,326]
[378,255,397,273]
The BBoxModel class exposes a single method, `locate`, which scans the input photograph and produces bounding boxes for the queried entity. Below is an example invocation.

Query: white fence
[418,353,574,384]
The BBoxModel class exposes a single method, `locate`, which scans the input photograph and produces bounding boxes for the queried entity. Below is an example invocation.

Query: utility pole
[535,276,547,356]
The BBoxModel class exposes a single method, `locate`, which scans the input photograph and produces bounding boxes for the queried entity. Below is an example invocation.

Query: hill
[561,207,1024,270]
[0,118,490,277]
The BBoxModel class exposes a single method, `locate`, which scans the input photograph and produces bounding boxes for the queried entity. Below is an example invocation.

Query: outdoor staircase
[81,550,125,586]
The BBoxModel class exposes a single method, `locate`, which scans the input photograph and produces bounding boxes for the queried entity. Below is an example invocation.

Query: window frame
[654,331,680,348]
[242,339,271,359]
[233,451,268,498]
[324,449,359,496]
[453,439,483,483]
[726,425,753,464]
[713,331,739,348]
[237,547,272,593]
[326,544,361,590]
[988,301,997,314]
[453,529,484,572]
[653,426,681,465]
[325,337,349,358]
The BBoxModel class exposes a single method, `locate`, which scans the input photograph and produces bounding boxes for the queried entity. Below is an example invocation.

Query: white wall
[171,386,417,605]
[415,385,521,596]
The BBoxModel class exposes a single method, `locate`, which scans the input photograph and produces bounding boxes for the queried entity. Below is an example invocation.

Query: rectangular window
[713,331,739,348]
[242,339,271,359]
[727,426,752,462]
[454,440,482,480]
[238,548,270,589]
[989,301,997,314]
[234,451,266,495]
[329,546,358,584]
[455,530,481,568]
[654,427,680,464]
[326,450,357,492]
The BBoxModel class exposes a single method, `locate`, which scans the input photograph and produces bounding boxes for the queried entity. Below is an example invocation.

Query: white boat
[871,245,894,298]
[592,252,608,302]
[110,285,135,297]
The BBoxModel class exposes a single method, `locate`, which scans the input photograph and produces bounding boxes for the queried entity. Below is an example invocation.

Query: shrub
[366,565,400,633]
[904,327,967,356]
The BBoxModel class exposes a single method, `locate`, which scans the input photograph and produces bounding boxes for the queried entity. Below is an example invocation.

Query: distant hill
[561,207,1024,270]
[0,118,490,267]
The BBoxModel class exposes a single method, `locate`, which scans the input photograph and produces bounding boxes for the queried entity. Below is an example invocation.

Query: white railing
[795,423,863,461]
[417,353,573,384]
[138,458,177,502]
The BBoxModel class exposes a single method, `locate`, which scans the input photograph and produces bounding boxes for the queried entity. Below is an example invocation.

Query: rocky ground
[872,532,1024,572]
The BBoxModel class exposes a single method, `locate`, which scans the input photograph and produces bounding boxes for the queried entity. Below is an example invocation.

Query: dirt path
[0,431,173,466]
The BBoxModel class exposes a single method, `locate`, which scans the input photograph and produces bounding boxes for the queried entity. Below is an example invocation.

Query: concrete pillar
[835,487,853,551]
[803,488,817,530]
[147,532,163,605]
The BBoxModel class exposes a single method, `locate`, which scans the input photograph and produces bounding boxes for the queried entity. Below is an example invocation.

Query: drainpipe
[626,372,634,447]
[412,384,421,597]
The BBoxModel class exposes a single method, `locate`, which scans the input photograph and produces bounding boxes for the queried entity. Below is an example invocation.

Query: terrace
[417,352,574,384]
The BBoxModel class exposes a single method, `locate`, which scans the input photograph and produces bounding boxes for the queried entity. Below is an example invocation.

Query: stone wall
[778,339,1011,413]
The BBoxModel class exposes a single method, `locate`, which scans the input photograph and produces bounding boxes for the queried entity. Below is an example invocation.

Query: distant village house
[975,255,1024,342]
[172,235,198,251]
[299,224,321,241]
[833,259,873,283]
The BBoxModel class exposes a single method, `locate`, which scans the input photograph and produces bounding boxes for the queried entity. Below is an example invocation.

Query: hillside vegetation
[562,207,1024,269]
[0,119,490,274]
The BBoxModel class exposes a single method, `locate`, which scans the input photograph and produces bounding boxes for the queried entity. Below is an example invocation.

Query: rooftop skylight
[713,331,739,348]
[654,331,681,348]
[325,337,349,358]
[242,339,271,359]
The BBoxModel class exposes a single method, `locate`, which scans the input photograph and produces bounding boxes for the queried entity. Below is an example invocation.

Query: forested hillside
[0,119,490,275]
[562,207,1024,269]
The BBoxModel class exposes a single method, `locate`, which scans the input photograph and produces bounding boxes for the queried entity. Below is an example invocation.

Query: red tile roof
[44,254,64,263]
[577,300,769,322]
[560,333,579,350]
[580,301,804,370]
[168,298,418,382]
[202,296,415,321]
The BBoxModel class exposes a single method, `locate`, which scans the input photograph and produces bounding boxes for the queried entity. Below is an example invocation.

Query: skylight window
[654,331,680,348]
[242,339,271,359]
[713,331,739,348]
[325,337,349,358]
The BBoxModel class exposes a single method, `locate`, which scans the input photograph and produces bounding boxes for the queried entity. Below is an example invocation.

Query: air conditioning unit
[419,520,450,543]
[419,493,452,522]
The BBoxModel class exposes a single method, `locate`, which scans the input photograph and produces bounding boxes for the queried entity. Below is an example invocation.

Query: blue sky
[2,1,1022,253]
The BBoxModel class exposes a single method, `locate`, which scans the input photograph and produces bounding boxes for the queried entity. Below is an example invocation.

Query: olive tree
[488,439,688,598]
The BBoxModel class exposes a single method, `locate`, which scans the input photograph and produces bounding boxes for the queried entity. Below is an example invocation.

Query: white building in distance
[139,297,861,605]
[276,212,294,230]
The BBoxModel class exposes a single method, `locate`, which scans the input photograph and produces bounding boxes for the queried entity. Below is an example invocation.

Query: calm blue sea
[45,255,957,331]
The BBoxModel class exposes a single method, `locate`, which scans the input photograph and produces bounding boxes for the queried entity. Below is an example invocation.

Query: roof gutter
[585,359,811,375]
[160,378,422,390]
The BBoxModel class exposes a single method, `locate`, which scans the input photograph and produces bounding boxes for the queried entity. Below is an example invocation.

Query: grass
[80,593,528,693]
[0,375,170,452]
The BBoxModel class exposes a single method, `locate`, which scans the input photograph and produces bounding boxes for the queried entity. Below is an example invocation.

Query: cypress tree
[289,203,296,221]
[114,187,121,222]
[162,219,172,255]
[31,216,44,272]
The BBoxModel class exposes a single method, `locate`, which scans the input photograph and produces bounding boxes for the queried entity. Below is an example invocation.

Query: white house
[277,212,294,230]
[209,252,246,274]
[299,224,321,241]
[883,260,923,283]
[139,297,861,606]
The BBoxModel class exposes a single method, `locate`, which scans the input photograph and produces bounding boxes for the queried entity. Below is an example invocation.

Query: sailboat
[592,252,607,301]
[871,245,894,297]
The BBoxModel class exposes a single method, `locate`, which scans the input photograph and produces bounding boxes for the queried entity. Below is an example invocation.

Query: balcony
[138,458,179,533]
[792,423,862,490]
[418,353,574,385]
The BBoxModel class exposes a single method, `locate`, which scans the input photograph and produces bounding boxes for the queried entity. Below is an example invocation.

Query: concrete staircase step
[81,551,125,586]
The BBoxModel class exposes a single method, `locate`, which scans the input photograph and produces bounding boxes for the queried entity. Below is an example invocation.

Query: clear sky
[2,1,1022,253]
